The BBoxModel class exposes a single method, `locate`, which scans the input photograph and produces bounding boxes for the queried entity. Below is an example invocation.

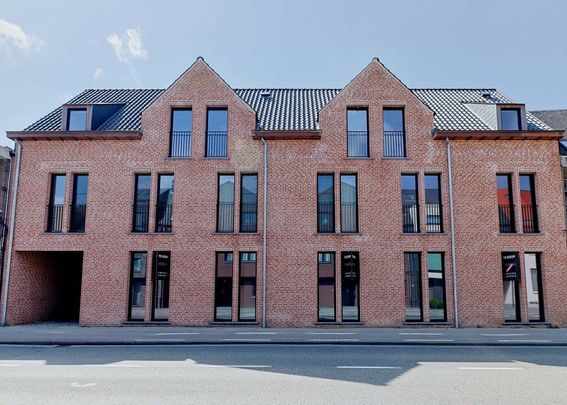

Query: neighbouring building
[1,58,565,328]
[0,146,12,301]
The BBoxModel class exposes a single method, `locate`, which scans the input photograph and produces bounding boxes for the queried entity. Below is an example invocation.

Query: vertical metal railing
[498,204,516,233]
[206,131,228,157]
[240,203,257,232]
[69,203,86,233]
[341,202,358,233]
[347,131,369,157]
[425,203,443,233]
[402,203,420,233]
[169,131,192,157]
[383,131,406,158]
[155,203,173,233]
[217,202,234,232]
[521,204,539,233]
[317,202,335,233]
[46,203,64,233]
[132,203,150,232]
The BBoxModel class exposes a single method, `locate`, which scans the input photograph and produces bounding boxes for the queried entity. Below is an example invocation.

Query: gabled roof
[530,109,567,131]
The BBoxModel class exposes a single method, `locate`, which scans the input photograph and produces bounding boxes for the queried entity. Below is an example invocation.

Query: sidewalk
[0,323,566,346]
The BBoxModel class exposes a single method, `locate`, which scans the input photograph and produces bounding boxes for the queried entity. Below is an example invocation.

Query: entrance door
[152,251,170,321]
[341,252,360,322]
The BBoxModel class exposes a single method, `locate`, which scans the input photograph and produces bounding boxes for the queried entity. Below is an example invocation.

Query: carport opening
[49,251,83,321]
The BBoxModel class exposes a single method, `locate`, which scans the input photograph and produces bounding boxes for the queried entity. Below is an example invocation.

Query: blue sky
[1,0,566,146]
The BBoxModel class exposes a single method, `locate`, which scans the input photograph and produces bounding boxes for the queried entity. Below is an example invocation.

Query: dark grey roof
[23,87,553,133]
[530,109,567,131]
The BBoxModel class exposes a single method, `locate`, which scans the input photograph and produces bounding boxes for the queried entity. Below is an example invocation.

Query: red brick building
[1,58,565,327]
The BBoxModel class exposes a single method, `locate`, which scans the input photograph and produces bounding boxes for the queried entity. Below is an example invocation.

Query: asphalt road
[1,344,566,404]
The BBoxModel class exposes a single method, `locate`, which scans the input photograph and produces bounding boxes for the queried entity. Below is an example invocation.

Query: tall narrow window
[155,175,174,233]
[347,108,369,157]
[128,252,147,321]
[317,174,335,233]
[401,174,419,233]
[46,174,66,233]
[318,252,336,322]
[520,174,538,233]
[340,174,358,233]
[217,174,235,232]
[132,174,151,232]
[383,108,406,157]
[427,253,446,322]
[525,252,544,322]
[500,108,521,130]
[404,252,422,321]
[215,252,233,321]
[206,108,228,157]
[69,174,88,233]
[502,252,521,322]
[424,174,443,233]
[240,174,258,233]
[66,108,87,131]
[239,252,257,321]
[497,174,515,233]
[170,109,192,157]
[341,252,360,322]
[152,251,170,321]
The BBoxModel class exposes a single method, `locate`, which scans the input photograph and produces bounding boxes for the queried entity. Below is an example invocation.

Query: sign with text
[502,252,520,281]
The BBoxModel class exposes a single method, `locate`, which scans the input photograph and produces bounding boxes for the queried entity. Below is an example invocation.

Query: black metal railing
[206,131,228,157]
[347,131,369,157]
[169,131,192,157]
[341,202,358,233]
[425,203,443,233]
[402,203,420,233]
[498,204,516,233]
[132,203,150,232]
[217,202,234,232]
[384,131,406,157]
[317,203,335,233]
[240,203,257,232]
[155,203,173,233]
[521,204,539,233]
[69,204,86,233]
[46,203,64,233]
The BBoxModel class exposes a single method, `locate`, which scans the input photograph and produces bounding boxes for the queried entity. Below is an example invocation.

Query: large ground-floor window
[239,252,257,321]
[128,252,147,321]
[502,252,521,322]
[427,252,446,322]
[152,251,171,321]
[214,252,233,321]
[404,252,422,321]
[525,252,544,322]
[318,252,336,322]
[341,252,360,322]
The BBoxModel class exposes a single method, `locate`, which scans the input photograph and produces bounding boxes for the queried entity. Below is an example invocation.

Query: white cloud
[93,67,104,80]
[106,28,148,63]
[0,18,43,53]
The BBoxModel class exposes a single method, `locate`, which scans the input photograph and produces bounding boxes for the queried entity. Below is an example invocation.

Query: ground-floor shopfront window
[152,251,170,321]
[239,252,257,321]
[318,252,336,322]
[524,252,544,322]
[502,252,521,322]
[128,252,147,321]
[341,252,360,322]
[404,252,422,321]
[427,252,446,322]
[214,252,233,321]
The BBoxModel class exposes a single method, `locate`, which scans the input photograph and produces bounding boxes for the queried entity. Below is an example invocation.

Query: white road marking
[399,332,444,336]
[70,382,97,388]
[307,332,358,335]
[481,334,527,337]
[337,366,402,369]
[497,339,551,343]
[197,364,272,368]
[134,338,185,342]
[308,338,360,342]
[235,332,278,335]
[0,364,19,367]
[459,367,523,370]
[80,364,142,368]
[403,339,455,342]
[221,338,271,342]
[153,332,200,336]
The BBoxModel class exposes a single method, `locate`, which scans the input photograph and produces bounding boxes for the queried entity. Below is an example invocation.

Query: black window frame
[347,107,370,158]
[341,251,361,322]
[151,251,171,322]
[132,173,151,233]
[519,174,539,233]
[155,174,174,233]
[383,107,406,158]
[340,173,359,233]
[525,252,545,322]
[317,173,335,233]
[216,173,235,233]
[401,173,420,233]
[169,108,193,158]
[206,107,228,158]
[68,173,88,233]
[238,251,257,322]
[424,173,443,233]
[214,251,234,322]
[427,252,447,322]
[46,173,66,233]
[317,252,336,322]
[404,252,423,322]
[128,251,148,321]
[239,173,258,233]
[502,251,521,322]
[497,173,516,233]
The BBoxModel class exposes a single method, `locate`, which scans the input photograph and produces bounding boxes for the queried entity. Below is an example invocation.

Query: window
[500,108,521,130]
[520,174,539,233]
[69,174,88,233]
[66,108,87,131]
[340,174,358,233]
[524,253,544,322]
[502,252,520,322]
[155,175,174,233]
[383,108,406,157]
[240,174,258,233]
[217,174,235,232]
[170,109,192,157]
[239,252,257,321]
[317,174,335,233]
[497,174,515,233]
[128,252,147,321]
[427,253,446,322]
[215,252,233,321]
[46,174,66,233]
[424,174,443,233]
[152,251,170,321]
[404,252,422,321]
[132,174,151,232]
[318,252,336,322]
[347,108,369,157]
[341,252,360,322]
[401,174,419,233]
[206,108,228,157]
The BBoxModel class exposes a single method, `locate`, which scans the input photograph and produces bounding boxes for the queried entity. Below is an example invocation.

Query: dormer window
[500,108,521,131]
[66,108,88,131]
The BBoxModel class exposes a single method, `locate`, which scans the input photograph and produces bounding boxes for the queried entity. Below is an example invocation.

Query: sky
[1,0,566,146]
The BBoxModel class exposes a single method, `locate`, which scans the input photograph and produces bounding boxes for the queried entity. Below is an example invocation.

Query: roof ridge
[411,88,498,91]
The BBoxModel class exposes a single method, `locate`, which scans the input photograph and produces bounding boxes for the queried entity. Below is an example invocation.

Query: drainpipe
[446,138,459,328]
[261,138,268,328]
[1,141,22,326]
[0,148,14,298]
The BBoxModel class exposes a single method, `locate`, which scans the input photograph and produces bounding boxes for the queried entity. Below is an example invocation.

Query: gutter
[261,138,268,328]
[0,149,14,298]
[446,138,459,328]
[1,141,22,326]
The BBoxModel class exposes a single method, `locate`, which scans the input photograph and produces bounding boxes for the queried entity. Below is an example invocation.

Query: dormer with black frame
[60,103,126,133]
[497,104,526,131]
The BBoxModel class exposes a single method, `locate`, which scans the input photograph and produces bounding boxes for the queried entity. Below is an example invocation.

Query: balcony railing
[217,202,234,232]
[169,131,192,157]
[498,204,516,233]
[347,131,369,157]
[317,202,335,233]
[341,202,358,233]
[132,203,150,232]
[383,131,406,158]
[155,203,173,233]
[69,204,86,233]
[206,131,228,158]
[240,203,257,233]
[425,203,443,233]
[521,204,539,233]
[46,203,64,233]
[402,202,420,233]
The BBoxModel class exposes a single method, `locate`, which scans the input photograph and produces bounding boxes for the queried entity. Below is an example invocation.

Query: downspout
[261,138,268,328]
[446,138,459,328]
[1,141,22,326]
[0,148,14,297]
